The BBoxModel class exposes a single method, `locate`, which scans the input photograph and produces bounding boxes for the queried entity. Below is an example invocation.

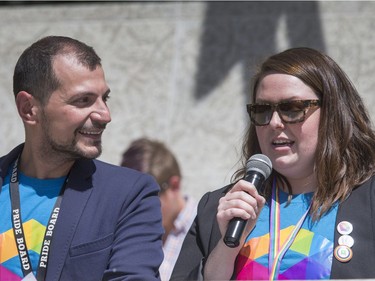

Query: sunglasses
[247,99,321,126]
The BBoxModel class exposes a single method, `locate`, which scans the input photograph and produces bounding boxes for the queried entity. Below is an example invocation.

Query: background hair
[13,35,101,105]
[233,47,375,219]
[121,137,181,187]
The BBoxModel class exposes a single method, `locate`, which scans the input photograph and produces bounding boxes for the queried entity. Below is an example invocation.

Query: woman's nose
[268,110,284,129]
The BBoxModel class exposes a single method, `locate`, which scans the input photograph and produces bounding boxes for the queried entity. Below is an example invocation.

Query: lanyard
[9,156,67,281]
[268,179,311,280]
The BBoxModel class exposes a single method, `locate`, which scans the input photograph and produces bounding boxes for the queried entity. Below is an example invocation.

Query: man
[121,138,197,281]
[0,36,163,281]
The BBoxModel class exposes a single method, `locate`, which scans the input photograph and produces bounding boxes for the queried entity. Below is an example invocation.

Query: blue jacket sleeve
[103,173,164,281]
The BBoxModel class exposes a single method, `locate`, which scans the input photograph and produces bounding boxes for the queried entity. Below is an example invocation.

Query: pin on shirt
[337,221,353,235]
[334,221,354,263]
[338,234,354,248]
[334,245,353,263]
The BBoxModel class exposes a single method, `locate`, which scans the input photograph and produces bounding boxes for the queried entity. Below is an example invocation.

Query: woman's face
[254,73,321,188]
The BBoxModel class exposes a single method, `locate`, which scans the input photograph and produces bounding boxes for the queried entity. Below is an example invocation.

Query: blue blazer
[0,144,164,281]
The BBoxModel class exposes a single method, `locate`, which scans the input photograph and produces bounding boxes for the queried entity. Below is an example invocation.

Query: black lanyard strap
[10,157,67,281]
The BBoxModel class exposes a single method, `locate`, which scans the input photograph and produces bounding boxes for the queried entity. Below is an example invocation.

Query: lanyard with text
[10,156,67,281]
[268,179,311,281]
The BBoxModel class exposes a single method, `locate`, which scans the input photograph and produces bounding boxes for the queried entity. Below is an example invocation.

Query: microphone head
[246,154,272,180]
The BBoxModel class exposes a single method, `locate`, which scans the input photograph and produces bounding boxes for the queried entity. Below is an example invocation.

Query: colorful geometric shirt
[235,189,338,280]
[0,171,65,280]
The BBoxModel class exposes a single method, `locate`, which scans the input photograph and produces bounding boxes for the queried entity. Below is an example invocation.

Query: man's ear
[15,91,40,124]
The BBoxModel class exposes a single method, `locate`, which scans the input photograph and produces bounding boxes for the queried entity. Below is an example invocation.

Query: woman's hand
[217,179,266,246]
[204,180,265,280]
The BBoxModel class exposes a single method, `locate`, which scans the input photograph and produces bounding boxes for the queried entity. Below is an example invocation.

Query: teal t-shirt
[0,170,65,280]
[235,189,338,280]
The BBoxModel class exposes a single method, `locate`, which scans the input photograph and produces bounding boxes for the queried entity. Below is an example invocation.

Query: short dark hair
[13,35,102,105]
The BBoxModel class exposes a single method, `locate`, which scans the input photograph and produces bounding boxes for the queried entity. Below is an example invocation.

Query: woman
[170,47,375,280]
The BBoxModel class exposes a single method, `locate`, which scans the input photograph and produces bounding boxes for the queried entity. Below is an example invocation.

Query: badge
[334,245,353,262]
[337,221,353,235]
[338,234,354,248]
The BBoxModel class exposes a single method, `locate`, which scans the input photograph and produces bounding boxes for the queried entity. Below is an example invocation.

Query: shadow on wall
[194,1,326,100]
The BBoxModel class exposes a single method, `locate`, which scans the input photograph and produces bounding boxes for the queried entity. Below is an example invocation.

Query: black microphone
[223,154,272,248]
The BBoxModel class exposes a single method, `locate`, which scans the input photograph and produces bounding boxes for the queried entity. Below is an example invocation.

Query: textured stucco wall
[1,1,374,200]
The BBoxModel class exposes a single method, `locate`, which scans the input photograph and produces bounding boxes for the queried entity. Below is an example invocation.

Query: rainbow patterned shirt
[0,171,64,280]
[235,190,338,280]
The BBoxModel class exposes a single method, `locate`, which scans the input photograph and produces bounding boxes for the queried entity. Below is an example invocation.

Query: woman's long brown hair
[233,47,375,220]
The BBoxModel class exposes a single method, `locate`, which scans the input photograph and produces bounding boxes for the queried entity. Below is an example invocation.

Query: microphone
[223,154,272,248]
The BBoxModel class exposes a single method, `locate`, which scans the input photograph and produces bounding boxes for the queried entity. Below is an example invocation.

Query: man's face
[38,54,111,161]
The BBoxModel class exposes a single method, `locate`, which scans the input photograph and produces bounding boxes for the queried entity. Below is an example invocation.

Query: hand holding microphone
[223,154,272,248]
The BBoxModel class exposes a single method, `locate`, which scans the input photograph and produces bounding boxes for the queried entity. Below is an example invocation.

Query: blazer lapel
[45,159,96,281]
[0,144,25,197]
[331,178,375,278]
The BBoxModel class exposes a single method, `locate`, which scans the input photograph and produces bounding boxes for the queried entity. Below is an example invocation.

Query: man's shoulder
[86,158,157,190]
[91,158,146,178]
[0,144,24,177]
[68,159,159,202]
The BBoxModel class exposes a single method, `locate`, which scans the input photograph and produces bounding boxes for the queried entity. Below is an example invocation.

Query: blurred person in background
[121,138,197,281]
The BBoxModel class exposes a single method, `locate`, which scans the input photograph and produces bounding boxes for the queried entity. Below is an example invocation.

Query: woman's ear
[15,91,40,124]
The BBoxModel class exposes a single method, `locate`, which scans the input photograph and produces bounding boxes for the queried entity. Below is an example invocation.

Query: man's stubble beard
[39,111,102,162]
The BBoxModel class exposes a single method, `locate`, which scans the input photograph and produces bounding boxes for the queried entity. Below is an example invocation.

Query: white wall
[0,1,374,200]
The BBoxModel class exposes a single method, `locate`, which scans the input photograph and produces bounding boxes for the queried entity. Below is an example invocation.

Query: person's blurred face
[38,54,111,160]
[254,73,320,184]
